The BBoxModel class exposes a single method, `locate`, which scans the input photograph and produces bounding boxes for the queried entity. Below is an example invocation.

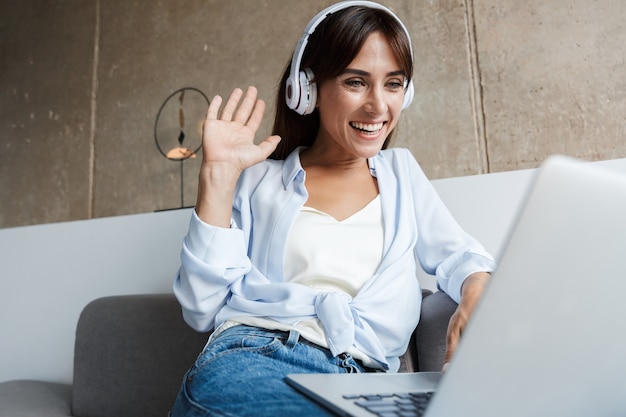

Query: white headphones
[285,1,415,116]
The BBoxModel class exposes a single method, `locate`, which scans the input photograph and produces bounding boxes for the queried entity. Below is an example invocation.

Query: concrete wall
[2,0,625,228]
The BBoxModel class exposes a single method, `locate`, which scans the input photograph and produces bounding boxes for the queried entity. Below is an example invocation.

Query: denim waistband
[213,324,377,373]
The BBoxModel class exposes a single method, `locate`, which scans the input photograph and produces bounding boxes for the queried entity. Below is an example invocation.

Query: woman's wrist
[459,272,490,308]
[195,163,241,227]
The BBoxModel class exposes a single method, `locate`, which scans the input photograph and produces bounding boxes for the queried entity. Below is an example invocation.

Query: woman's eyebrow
[342,68,406,77]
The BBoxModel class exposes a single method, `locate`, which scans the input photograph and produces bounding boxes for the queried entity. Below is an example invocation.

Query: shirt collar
[368,154,379,178]
[282,147,306,189]
[282,147,381,188]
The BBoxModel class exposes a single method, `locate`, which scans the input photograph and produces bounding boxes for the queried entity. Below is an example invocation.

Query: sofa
[0,290,457,417]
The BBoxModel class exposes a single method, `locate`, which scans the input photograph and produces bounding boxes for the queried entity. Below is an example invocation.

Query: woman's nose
[364,86,388,115]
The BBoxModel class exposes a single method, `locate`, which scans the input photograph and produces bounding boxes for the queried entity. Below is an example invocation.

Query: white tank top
[224,196,384,367]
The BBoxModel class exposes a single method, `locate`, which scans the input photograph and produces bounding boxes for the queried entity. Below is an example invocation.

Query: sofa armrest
[72,294,208,417]
[414,291,458,372]
[0,380,72,417]
[397,289,432,373]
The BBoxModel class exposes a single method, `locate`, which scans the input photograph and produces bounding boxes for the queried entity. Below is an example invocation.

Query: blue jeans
[170,325,371,417]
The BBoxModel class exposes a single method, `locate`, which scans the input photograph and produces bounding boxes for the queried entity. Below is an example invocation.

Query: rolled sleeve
[174,211,251,331]
[435,251,496,303]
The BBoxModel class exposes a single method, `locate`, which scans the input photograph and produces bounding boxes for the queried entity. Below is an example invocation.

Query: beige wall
[1,0,625,228]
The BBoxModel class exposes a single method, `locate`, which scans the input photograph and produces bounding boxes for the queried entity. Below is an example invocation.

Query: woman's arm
[401,150,494,369]
[174,86,280,331]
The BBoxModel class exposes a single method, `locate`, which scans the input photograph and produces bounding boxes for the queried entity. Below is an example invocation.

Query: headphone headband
[286,1,415,115]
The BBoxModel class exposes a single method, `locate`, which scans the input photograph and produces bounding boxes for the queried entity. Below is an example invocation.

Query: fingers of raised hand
[206,94,223,120]
[219,88,244,122]
[245,99,266,132]
[206,87,264,129]
[232,86,261,125]
[256,134,282,159]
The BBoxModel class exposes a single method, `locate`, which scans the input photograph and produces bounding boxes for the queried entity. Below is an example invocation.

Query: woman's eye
[345,79,365,88]
[387,80,404,90]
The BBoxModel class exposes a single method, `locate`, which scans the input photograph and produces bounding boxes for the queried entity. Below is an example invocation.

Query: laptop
[287,155,626,417]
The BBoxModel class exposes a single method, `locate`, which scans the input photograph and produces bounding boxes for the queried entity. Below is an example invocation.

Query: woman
[171,2,495,416]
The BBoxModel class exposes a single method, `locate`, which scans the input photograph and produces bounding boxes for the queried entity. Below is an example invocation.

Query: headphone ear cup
[285,73,300,111]
[402,80,414,110]
[296,68,317,115]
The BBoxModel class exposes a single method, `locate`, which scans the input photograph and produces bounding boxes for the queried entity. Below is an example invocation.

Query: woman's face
[314,31,406,159]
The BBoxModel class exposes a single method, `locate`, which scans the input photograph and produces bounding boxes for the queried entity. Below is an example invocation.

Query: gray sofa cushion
[0,380,72,417]
[414,291,459,371]
[72,294,207,417]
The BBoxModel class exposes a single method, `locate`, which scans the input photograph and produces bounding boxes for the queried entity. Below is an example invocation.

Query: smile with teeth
[350,121,384,135]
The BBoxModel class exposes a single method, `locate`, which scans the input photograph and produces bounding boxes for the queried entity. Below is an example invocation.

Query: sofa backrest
[72,294,207,417]
[4,157,625,385]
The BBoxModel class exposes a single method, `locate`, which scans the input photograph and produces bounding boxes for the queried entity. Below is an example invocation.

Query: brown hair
[269,5,414,160]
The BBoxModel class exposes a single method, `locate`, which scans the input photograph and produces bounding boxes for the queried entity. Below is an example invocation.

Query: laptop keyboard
[343,391,434,416]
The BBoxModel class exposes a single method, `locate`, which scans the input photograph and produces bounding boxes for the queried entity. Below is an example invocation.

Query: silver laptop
[287,155,626,417]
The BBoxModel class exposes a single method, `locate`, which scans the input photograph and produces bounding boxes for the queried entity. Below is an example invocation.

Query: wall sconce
[154,87,209,209]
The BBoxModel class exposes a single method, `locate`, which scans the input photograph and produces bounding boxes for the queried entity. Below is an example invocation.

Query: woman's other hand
[442,272,490,371]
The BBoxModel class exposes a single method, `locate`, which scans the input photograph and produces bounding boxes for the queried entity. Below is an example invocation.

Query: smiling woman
[170,2,496,416]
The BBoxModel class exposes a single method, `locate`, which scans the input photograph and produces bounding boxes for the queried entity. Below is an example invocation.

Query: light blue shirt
[174,147,495,371]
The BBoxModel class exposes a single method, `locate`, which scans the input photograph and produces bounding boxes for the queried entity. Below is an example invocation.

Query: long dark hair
[269,5,413,160]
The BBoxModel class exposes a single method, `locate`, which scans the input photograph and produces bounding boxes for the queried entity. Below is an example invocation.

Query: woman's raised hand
[195,86,280,227]
[201,86,281,174]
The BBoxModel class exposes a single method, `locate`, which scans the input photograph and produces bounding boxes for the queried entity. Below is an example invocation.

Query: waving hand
[195,86,281,227]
